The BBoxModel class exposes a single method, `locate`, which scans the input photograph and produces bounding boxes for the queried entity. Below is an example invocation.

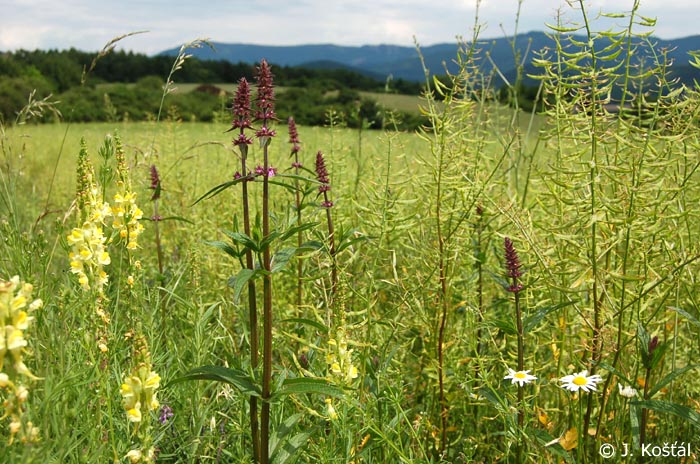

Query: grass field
[2,5,700,464]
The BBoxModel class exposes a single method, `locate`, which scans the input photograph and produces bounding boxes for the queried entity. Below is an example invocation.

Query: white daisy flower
[618,383,638,398]
[559,370,603,393]
[504,368,537,387]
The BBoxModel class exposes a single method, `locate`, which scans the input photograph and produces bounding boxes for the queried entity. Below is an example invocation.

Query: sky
[1,0,698,55]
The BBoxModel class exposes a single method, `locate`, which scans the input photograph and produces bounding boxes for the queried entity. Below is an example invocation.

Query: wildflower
[618,384,638,398]
[120,336,161,424]
[149,165,161,201]
[326,327,358,384]
[158,405,174,425]
[504,237,524,293]
[254,59,276,143]
[325,398,338,420]
[559,370,603,393]
[230,77,253,131]
[288,116,301,153]
[0,276,42,444]
[504,368,537,387]
[315,150,330,185]
[254,59,276,122]
[125,449,142,463]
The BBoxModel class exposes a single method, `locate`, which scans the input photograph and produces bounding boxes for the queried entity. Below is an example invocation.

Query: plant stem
[260,138,272,464]
[241,143,260,463]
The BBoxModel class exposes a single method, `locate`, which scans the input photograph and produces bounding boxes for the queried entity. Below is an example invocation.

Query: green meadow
[1,4,700,464]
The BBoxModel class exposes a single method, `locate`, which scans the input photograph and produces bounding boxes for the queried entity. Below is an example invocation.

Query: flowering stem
[260,138,272,464]
[241,147,260,463]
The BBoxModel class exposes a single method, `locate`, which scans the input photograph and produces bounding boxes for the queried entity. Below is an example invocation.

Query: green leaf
[524,301,574,332]
[272,431,311,464]
[630,402,641,449]
[270,414,310,464]
[667,306,700,328]
[597,361,633,386]
[192,179,241,205]
[146,215,194,224]
[222,230,260,252]
[489,318,517,335]
[169,366,261,397]
[271,248,297,273]
[228,268,258,303]
[281,318,328,333]
[273,377,345,400]
[648,365,698,398]
[631,400,700,429]
[204,240,240,259]
[279,222,317,242]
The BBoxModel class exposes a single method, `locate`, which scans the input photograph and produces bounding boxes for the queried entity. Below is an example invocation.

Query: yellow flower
[125,449,142,463]
[126,404,142,422]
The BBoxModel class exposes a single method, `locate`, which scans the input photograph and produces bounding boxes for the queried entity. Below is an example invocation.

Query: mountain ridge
[158,31,700,83]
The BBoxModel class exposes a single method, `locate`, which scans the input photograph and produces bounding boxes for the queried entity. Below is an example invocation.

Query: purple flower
[233,132,253,146]
[504,237,524,293]
[315,151,330,186]
[321,200,334,208]
[254,165,276,177]
[159,405,174,425]
[254,60,276,124]
[255,125,276,139]
[288,117,301,153]
[149,165,161,201]
[291,162,303,169]
[231,78,252,130]
[648,336,659,355]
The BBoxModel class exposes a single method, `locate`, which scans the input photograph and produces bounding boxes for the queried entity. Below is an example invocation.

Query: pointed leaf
[272,248,297,273]
[524,301,575,332]
[648,365,698,398]
[204,240,240,259]
[228,268,258,303]
[281,318,328,333]
[273,378,345,400]
[631,400,700,429]
[169,365,260,397]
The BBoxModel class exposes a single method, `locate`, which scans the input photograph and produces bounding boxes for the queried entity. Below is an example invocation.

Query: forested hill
[0,48,422,127]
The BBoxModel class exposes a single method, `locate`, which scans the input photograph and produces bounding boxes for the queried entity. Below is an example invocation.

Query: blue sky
[1,0,698,54]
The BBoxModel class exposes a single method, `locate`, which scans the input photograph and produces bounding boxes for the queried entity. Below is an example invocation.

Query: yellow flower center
[573,376,588,386]
[514,372,527,379]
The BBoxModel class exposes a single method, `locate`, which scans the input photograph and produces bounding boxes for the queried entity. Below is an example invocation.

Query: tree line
[0,48,424,129]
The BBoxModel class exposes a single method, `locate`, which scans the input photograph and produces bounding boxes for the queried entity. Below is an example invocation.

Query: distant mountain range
[158,31,700,85]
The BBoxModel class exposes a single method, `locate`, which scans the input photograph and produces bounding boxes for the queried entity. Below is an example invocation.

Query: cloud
[1,0,698,54]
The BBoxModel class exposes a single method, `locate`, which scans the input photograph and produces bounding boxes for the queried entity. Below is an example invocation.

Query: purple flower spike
[291,161,303,169]
[315,151,330,185]
[321,200,334,208]
[149,165,161,201]
[288,117,301,153]
[254,59,276,124]
[504,237,524,293]
[231,78,253,130]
